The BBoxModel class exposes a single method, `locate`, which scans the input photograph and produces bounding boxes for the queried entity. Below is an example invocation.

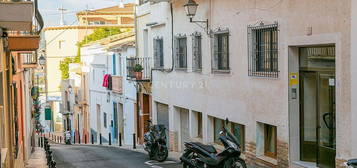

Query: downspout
[150,2,174,80]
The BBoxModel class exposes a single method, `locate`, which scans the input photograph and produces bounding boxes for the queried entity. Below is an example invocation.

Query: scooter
[65,131,71,145]
[180,118,246,168]
[344,159,357,168]
[143,120,168,162]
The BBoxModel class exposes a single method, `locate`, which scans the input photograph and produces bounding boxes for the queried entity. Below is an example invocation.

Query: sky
[38,0,134,27]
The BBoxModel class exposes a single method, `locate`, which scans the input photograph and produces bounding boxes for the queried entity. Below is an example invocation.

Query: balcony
[0,1,34,31]
[112,76,123,94]
[8,34,40,51]
[126,57,151,82]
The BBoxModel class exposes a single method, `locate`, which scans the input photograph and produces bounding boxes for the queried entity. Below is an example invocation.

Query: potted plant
[133,64,144,80]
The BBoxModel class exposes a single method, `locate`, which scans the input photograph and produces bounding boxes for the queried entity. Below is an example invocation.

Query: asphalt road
[51,143,182,168]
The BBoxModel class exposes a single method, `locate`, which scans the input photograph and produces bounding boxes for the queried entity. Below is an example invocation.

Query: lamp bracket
[189,18,212,36]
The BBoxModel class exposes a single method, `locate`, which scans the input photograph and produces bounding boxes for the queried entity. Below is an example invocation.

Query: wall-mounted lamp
[184,0,211,35]
[38,54,46,66]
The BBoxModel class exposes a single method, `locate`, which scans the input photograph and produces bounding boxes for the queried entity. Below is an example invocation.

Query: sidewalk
[25,147,47,168]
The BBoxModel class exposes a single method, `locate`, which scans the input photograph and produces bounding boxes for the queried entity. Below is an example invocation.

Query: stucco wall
[45,28,80,97]
[149,0,352,167]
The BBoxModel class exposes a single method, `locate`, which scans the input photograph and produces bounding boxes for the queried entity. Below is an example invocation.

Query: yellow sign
[289,73,299,86]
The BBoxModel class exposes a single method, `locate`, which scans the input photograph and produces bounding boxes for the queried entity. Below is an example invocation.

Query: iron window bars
[248,23,279,78]
[192,34,202,71]
[175,36,188,69]
[153,38,164,69]
[213,32,230,71]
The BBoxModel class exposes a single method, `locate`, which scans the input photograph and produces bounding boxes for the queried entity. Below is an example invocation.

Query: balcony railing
[126,57,151,81]
[21,52,37,65]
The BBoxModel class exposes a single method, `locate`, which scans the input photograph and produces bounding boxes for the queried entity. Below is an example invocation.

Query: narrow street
[51,143,182,168]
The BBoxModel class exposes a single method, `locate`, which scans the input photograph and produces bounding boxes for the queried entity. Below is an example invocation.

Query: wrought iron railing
[126,57,151,80]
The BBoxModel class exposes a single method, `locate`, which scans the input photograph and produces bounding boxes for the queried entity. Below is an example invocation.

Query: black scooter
[345,159,357,168]
[143,120,169,162]
[180,118,246,168]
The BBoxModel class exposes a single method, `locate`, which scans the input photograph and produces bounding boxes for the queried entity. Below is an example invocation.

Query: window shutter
[183,38,187,68]
[213,35,219,70]
[153,39,158,68]
[192,37,198,70]
[175,38,179,68]
[222,35,229,69]
[159,39,164,67]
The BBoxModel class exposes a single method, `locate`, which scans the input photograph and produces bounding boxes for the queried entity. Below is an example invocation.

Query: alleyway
[51,144,182,168]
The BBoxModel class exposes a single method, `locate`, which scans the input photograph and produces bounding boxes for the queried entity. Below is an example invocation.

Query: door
[317,73,336,168]
[113,102,118,142]
[118,103,124,143]
[180,108,189,152]
[300,71,336,168]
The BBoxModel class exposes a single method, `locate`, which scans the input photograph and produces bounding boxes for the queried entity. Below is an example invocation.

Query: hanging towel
[102,74,109,87]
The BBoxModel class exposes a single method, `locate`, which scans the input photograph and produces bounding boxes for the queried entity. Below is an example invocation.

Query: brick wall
[245,141,289,168]
[169,131,178,152]
[336,158,347,168]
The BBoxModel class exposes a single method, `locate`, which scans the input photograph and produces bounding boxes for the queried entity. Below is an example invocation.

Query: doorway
[299,46,336,168]
[113,102,118,143]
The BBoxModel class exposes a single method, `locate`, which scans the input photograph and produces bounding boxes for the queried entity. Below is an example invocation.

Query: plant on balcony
[133,64,144,80]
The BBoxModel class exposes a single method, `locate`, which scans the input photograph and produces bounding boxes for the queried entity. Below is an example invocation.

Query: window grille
[175,36,187,69]
[153,38,164,68]
[192,35,202,71]
[248,23,279,78]
[213,33,229,71]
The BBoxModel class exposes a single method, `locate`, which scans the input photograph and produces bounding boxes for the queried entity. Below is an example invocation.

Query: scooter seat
[347,159,357,166]
[192,142,217,154]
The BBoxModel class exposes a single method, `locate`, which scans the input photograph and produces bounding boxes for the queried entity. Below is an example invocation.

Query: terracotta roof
[77,3,134,16]
[44,25,134,31]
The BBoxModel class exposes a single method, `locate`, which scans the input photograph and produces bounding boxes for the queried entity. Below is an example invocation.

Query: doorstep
[292,161,317,168]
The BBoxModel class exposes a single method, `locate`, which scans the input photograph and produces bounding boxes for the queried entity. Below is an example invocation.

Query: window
[175,36,187,69]
[192,111,202,138]
[192,35,202,71]
[213,33,229,71]
[213,117,245,150]
[58,40,65,49]
[264,124,277,158]
[112,54,117,75]
[248,23,278,77]
[103,112,107,128]
[153,38,164,68]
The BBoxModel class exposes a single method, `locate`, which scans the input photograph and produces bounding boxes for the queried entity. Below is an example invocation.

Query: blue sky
[38,0,134,27]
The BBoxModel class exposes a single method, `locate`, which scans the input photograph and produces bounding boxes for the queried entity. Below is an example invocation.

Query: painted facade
[81,32,137,145]
[135,0,357,168]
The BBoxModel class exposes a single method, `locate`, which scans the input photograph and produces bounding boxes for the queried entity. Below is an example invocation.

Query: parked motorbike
[180,118,246,168]
[65,131,71,145]
[344,159,357,168]
[143,120,168,162]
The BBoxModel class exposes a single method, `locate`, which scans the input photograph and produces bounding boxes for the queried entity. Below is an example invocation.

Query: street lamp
[38,54,46,66]
[183,0,211,35]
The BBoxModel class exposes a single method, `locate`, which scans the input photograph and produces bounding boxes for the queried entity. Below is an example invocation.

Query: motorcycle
[344,159,357,168]
[180,118,246,168]
[143,120,169,162]
[65,131,71,145]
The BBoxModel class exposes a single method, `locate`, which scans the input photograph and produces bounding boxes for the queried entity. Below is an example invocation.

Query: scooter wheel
[232,158,247,168]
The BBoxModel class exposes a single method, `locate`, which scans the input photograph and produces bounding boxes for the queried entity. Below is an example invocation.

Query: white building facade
[136,0,357,168]
[81,32,137,145]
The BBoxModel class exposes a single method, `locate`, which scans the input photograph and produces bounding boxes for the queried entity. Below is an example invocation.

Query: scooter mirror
[225,118,229,125]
